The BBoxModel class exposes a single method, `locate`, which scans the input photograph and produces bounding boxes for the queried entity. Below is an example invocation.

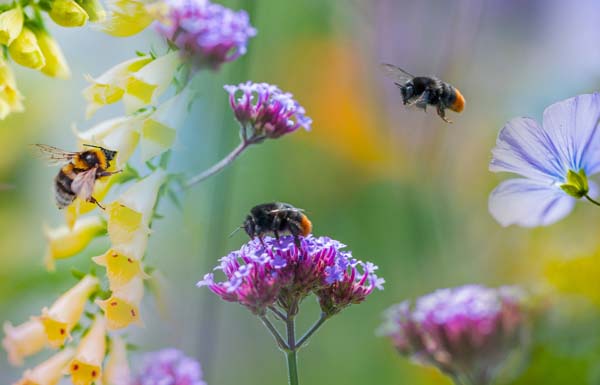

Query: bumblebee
[380,63,465,123]
[238,202,313,246]
[34,144,118,209]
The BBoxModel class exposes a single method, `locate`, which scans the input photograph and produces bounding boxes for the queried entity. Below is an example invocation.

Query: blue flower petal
[490,117,566,182]
[489,179,575,227]
[542,93,600,175]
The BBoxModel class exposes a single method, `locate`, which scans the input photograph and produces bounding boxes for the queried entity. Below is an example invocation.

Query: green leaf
[71,268,86,280]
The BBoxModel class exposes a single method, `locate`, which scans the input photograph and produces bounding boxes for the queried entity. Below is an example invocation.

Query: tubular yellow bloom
[8,27,45,70]
[123,51,181,113]
[97,276,144,329]
[83,55,152,118]
[76,116,141,167]
[65,178,115,229]
[80,0,106,22]
[39,275,100,348]
[103,335,131,385]
[107,171,166,260]
[0,6,24,46]
[3,319,48,366]
[0,58,24,120]
[102,0,153,37]
[13,348,75,385]
[93,249,148,290]
[44,216,106,271]
[34,29,70,79]
[68,317,106,385]
[49,0,89,27]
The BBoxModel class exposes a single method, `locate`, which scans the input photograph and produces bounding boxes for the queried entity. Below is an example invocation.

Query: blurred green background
[3,0,600,383]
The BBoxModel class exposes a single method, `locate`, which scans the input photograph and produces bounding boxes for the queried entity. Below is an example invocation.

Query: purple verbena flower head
[153,0,256,69]
[380,285,528,385]
[224,82,312,141]
[489,93,600,227]
[197,235,382,316]
[132,349,206,385]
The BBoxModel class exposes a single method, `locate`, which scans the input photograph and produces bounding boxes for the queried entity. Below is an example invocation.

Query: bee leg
[274,230,280,241]
[97,170,122,178]
[437,105,452,123]
[89,196,105,210]
[258,235,266,248]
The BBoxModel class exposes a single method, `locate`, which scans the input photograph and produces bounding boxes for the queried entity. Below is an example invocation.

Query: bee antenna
[228,226,243,238]
[82,144,103,149]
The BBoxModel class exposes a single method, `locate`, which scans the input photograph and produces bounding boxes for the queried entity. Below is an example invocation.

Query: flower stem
[269,306,288,322]
[259,315,289,351]
[286,350,299,385]
[185,141,249,187]
[296,312,327,349]
[585,194,600,207]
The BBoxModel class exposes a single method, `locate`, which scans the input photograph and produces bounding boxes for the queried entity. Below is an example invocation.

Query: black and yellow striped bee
[241,202,313,247]
[34,144,119,209]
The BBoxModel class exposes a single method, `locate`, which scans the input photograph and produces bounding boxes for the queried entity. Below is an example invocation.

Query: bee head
[243,214,256,238]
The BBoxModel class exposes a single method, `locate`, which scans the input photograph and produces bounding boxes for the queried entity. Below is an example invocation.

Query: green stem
[185,141,249,187]
[286,350,299,385]
[296,312,327,348]
[259,315,289,350]
[585,194,600,207]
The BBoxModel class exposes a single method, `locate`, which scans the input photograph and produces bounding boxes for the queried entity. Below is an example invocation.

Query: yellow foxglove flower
[93,249,148,290]
[0,6,24,46]
[13,348,75,385]
[34,30,70,79]
[102,0,153,37]
[123,51,180,113]
[83,55,152,118]
[39,275,100,348]
[103,335,131,385]
[80,0,106,22]
[49,0,89,27]
[97,276,144,329]
[76,116,141,167]
[107,171,166,260]
[68,317,106,385]
[44,216,106,271]
[0,58,24,120]
[3,319,48,366]
[9,27,45,70]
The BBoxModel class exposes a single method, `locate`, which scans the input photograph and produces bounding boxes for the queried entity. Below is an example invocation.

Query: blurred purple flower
[197,235,382,316]
[225,82,312,141]
[380,285,528,385]
[132,349,206,385]
[153,0,256,68]
[489,93,600,227]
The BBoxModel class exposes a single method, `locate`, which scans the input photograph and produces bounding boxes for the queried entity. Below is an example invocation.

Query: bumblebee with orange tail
[381,63,465,123]
[34,144,119,209]
[238,202,312,247]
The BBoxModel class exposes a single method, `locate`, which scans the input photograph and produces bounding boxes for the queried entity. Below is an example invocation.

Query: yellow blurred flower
[34,29,70,79]
[9,27,45,70]
[13,348,75,385]
[0,6,23,46]
[93,249,148,289]
[83,55,152,118]
[546,254,600,306]
[97,276,144,329]
[102,0,153,37]
[65,178,116,229]
[49,0,89,27]
[39,275,100,348]
[80,0,106,22]
[68,317,106,385]
[0,58,24,120]
[44,216,106,271]
[2,319,48,366]
[107,171,166,260]
[123,51,181,113]
[103,335,131,385]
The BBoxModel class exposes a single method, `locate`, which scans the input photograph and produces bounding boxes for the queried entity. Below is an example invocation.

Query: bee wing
[32,144,78,166]
[269,208,305,214]
[380,63,415,84]
[71,167,97,201]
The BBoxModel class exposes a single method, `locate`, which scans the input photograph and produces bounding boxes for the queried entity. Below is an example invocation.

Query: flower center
[560,169,589,198]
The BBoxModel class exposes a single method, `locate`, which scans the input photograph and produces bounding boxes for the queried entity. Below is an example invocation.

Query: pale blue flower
[489,93,600,227]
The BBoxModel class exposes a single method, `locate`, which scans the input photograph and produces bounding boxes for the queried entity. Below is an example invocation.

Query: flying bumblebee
[235,202,313,247]
[34,144,118,209]
[380,63,465,123]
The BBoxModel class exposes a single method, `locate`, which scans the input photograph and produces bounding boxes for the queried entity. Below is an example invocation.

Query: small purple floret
[132,349,206,385]
[224,82,312,141]
[197,235,383,316]
[155,0,257,68]
[380,285,528,385]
